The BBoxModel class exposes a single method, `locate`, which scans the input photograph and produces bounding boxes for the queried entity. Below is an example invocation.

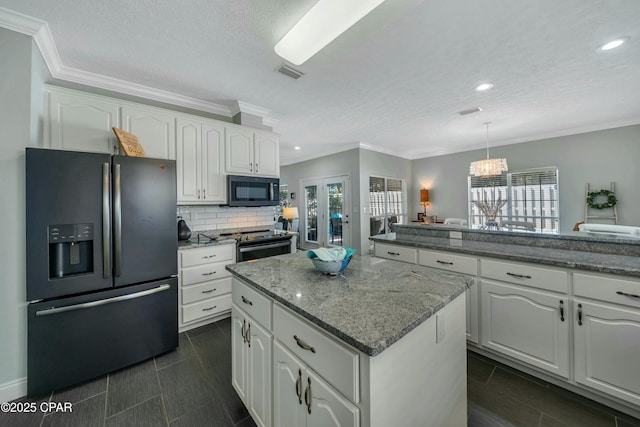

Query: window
[468,167,559,233]
[369,176,406,237]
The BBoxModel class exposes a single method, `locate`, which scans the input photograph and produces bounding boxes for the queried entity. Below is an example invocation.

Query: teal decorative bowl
[312,256,353,275]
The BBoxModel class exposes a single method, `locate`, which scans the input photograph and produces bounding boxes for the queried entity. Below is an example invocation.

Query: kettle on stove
[177,217,191,241]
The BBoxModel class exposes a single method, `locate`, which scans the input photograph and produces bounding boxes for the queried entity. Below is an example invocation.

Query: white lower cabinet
[232,307,272,427]
[481,280,569,378]
[273,341,359,427]
[573,273,640,407]
[178,245,235,331]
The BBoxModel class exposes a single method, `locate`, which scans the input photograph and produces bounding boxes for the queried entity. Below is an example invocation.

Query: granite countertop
[372,233,640,277]
[226,252,473,356]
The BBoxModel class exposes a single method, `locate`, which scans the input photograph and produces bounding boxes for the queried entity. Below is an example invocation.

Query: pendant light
[469,122,508,177]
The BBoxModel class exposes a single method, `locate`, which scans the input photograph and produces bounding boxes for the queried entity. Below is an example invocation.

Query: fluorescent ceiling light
[274,0,386,65]
[475,82,494,92]
[599,37,629,51]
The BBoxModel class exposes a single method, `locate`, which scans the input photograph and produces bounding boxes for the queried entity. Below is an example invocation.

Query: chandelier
[469,122,508,177]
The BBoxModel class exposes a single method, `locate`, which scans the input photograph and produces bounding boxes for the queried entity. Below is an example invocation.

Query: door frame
[300,175,351,248]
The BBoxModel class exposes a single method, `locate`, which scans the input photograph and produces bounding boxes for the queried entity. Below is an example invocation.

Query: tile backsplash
[177,205,276,232]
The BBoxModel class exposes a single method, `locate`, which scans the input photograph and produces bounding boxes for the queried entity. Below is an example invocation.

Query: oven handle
[35,284,171,316]
[239,240,291,253]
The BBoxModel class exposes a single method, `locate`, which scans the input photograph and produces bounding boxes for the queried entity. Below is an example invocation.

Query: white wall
[412,125,640,232]
[0,29,46,401]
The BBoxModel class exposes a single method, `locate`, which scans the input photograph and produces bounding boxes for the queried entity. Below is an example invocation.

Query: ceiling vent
[458,106,483,116]
[277,64,304,80]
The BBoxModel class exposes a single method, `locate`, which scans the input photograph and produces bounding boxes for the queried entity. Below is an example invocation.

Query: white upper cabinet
[225,127,279,177]
[44,87,120,154]
[121,105,175,159]
[176,118,226,204]
[254,131,279,177]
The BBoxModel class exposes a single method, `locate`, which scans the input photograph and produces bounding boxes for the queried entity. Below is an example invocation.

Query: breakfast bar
[227,252,474,427]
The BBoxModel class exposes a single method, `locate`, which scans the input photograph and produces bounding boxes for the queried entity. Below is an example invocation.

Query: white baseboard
[0,377,27,403]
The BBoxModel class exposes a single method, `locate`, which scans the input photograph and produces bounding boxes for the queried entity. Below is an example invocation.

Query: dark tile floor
[2,318,639,427]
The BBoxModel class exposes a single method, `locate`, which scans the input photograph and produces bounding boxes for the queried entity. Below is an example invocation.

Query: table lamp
[420,189,430,221]
[283,207,299,231]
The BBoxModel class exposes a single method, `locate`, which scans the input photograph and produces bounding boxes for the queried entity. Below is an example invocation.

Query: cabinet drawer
[481,259,568,293]
[418,250,477,275]
[273,304,359,403]
[574,273,640,309]
[182,277,232,305]
[374,243,417,264]
[180,244,235,268]
[182,261,231,286]
[232,278,272,329]
[182,294,232,324]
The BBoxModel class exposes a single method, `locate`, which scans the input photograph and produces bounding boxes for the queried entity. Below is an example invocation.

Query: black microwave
[228,175,280,207]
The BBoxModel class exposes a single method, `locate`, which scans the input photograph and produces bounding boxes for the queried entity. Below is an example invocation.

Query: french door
[302,176,350,248]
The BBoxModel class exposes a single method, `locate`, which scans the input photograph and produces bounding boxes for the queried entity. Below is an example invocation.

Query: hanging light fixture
[469,122,508,177]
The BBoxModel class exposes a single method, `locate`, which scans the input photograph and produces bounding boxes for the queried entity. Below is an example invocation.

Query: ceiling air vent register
[277,64,305,80]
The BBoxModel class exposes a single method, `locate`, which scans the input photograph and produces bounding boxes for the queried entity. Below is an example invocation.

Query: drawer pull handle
[387,251,400,256]
[294,335,316,353]
[577,303,583,326]
[202,306,217,312]
[202,255,216,259]
[436,260,454,265]
[246,323,251,347]
[295,369,303,405]
[559,301,564,322]
[241,296,253,306]
[304,377,312,414]
[201,289,216,294]
[241,319,247,343]
[506,272,532,279]
[202,271,216,276]
[616,291,640,299]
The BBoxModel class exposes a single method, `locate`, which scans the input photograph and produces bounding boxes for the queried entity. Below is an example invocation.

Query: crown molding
[0,7,267,118]
[231,101,279,127]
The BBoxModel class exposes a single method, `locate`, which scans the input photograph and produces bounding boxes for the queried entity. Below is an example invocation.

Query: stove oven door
[237,240,292,262]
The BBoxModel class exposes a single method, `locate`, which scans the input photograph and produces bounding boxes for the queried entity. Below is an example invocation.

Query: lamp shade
[420,189,430,204]
[283,207,299,220]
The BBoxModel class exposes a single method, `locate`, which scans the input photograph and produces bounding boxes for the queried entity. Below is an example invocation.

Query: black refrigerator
[26,148,178,397]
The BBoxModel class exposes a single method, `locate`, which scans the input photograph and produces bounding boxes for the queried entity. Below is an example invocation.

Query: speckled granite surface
[372,232,640,277]
[226,252,473,356]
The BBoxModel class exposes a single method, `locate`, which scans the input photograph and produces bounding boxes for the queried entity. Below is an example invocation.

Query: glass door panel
[305,185,318,244]
[327,181,344,247]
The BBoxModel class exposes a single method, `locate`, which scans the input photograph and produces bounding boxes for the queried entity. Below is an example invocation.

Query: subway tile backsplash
[177,205,276,232]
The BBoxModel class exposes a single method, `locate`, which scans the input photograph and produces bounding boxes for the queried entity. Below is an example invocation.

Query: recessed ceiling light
[294,146,301,150]
[475,82,494,92]
[598,37,629,51]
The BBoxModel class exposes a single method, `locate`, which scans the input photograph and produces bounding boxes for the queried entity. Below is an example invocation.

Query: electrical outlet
[450,230,462,239]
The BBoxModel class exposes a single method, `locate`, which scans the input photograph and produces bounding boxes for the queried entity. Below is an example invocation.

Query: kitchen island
[227,252,474,427]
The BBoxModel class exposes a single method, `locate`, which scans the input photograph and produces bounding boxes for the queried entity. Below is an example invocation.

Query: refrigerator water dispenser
[48,224,94,278]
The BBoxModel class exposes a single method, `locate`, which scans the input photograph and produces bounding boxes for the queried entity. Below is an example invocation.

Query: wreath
[586,189,617,209]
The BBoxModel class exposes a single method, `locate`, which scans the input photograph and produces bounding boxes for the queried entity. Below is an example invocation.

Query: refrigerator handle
[102,163,111,278]
[114,163,122,277]
[34,284,171,316]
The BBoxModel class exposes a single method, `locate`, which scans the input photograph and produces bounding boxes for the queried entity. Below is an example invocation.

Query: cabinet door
[273,341,307,427]
[231,308,249,405]
[176,118,202,203]
[121,105,175,159]
[306,369,360,427]
[574,300,640,407]
[201,123,226,202]
[225,127,254,175]
[254,132,279,177]
[248,320,272,427]
[46,89,119,154]
[481,280,569,378]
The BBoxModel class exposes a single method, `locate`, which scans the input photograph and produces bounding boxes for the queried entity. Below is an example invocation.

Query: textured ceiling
[1,0,639,165]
